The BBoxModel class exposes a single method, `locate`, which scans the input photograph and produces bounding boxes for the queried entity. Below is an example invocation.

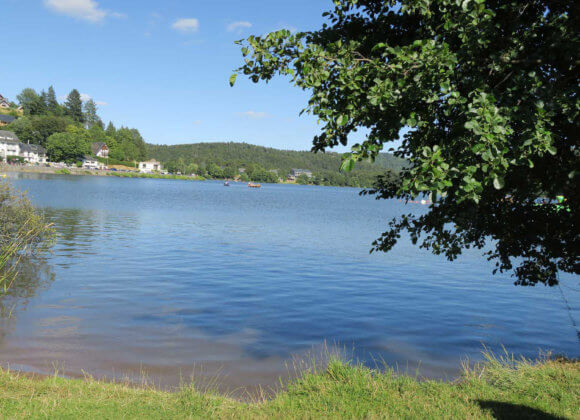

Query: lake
[1,173,578,393]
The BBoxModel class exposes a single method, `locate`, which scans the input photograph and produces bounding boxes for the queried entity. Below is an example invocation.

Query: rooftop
[0,130,19,143]
[91,142,108,155]
[19,143,46,154]
[0,115,16,124]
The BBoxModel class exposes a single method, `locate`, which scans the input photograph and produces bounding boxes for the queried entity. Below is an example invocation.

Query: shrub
[0,181,56,284]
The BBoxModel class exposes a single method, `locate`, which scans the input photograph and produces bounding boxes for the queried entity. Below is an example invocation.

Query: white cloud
[109,11,126,19]
[60,93,105,105]
[227,21,252,33]
[172,18,200,33]
[44,0,123,23]
[193,120,202,125]
[237,111,269,119]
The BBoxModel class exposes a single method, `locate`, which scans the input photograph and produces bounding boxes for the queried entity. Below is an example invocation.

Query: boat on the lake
[224,181,230,186]
[248,183,261,188]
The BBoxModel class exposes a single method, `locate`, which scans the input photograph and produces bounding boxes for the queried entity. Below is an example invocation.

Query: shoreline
[0,165,204,181]
[0,354,577,418]
[1,165,365,187]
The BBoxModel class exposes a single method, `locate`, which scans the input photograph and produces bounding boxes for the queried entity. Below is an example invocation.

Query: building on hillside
[139,159,162,173]
[82,156,104,170]
[0,115,16,126]
[1,131,47,164]
[289,169,313,180]
[0,130,20,162]
[91,142,109,158]
[0,94,10,109]
[19,143,47,165]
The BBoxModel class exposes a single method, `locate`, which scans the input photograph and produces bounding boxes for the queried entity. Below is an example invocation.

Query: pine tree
[83,99,100,128]
[64,89,84,123]
[105,121,116,137]
[40,90,49,114]
[46,86,60,114]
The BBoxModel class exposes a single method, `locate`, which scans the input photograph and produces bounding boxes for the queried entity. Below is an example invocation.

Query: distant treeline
[2,87,147,163]
[147,142,407,187]
[3,87,406,186]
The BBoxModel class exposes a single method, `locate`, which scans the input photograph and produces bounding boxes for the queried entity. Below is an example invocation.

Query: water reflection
[0,173,577,393]
[0,259,55,321]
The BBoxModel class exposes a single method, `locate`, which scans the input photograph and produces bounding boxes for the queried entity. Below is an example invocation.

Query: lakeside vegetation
[0,180,55,292]
[148,142,407,187]
[106,172,205,181]
[0,353,577,419]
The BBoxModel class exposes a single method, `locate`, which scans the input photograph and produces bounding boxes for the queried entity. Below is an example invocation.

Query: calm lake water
[1,173,578,392]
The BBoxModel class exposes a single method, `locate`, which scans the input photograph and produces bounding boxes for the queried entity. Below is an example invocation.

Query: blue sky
[1,0,344,150]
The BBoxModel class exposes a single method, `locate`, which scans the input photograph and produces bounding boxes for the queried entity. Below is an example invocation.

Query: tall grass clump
[0,180,56,292]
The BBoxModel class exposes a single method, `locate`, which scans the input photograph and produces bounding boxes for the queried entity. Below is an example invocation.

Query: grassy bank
[0,354,577,419]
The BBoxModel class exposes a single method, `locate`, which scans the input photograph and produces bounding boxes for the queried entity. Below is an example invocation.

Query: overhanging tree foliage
[232,0,579,286]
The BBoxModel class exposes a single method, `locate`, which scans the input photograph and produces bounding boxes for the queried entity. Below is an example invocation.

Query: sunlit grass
[0,351,577,419]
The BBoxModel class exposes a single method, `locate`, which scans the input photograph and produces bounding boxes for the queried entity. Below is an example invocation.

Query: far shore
[1,164,359,187]
[0,164,204,181]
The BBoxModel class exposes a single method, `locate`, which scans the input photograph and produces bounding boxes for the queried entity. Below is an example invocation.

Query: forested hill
[146,142,407,186]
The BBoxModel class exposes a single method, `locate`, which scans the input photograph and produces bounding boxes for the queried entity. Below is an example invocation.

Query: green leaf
[229,73,238,87]
[493,177,505,190]
[341,158,355,172]
[547,145,557,155]
[337,115,348,126]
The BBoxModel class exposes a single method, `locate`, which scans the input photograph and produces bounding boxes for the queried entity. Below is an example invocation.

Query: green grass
[54,168,71,175]
[0,353,577,419]
[96,157,136,167]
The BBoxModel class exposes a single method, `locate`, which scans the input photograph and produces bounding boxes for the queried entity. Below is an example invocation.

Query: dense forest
[1,87,147,163]
[147,142,407,187]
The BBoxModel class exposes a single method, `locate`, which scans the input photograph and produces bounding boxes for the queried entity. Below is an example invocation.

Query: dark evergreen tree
[83,99,100,129]
[46,86,60,114]
[105,121,116,137]
[64,89,85,124]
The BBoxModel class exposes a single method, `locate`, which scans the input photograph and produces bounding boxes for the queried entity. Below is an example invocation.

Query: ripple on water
[0,174,578,391]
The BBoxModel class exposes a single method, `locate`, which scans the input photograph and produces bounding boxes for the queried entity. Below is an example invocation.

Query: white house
[91,142,109,158]
[19,143,47,165]
[0,130,20,162]
[290,169,313,178]
[82,156,104,170]
[139,159,162,173]
[0,131,47,165]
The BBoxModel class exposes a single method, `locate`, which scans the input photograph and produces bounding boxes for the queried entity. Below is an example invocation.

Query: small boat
[224,181,230,186]
[248,183,261,188]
